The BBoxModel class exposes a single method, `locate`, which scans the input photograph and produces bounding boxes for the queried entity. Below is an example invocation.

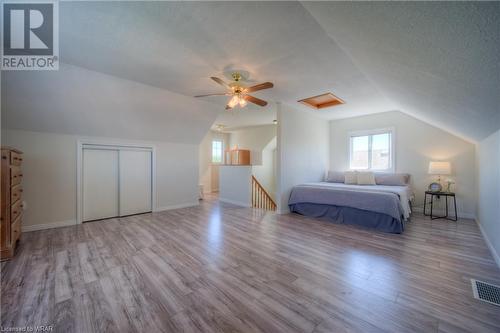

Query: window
[349,129,394,171]
[211,140,223,164]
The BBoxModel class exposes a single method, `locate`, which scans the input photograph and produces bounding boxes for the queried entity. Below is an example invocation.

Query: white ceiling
[211,103,277,131]
[303,2,500,142]
[2,1,498,143]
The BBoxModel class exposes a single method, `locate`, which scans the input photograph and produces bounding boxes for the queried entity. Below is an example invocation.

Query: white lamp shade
[428,161,451,175]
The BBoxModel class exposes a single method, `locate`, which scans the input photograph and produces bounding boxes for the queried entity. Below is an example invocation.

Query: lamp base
[428,182,442,192]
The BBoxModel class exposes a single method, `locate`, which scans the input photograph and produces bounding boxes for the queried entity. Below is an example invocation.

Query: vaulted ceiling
[303,2,500,142]
[2,1,498,143]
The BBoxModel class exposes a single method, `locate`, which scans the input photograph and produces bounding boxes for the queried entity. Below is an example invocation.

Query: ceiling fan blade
[211,77,230,89]
[245,82,273,93]
[194,93,230,97]
[243,95,268,107]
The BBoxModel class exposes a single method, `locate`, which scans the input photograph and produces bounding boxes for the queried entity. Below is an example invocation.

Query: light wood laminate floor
[1,195,500,332]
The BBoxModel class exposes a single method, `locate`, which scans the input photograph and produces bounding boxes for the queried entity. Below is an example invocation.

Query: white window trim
[348,127,396,173]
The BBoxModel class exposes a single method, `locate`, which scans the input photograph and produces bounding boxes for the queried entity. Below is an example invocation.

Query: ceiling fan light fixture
[228,95,239,108]
[215,124,226,132]
[195,73,273,111]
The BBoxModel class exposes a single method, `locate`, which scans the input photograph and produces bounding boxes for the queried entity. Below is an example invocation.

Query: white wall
[228,125,277,198]
[329,111,476,218]
[476,129,500,266]
[2,129,200,231]
[277,103,329,213]
[199,131,213,193]
[198,130,229,193]
[251,138,277,199]
[228,125,277,165]
[219,165,252,207]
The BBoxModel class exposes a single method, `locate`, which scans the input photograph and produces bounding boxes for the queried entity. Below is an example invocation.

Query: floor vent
[471,279,500,306]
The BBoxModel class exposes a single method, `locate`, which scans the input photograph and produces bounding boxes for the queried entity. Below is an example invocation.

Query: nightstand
[424,191,457,221]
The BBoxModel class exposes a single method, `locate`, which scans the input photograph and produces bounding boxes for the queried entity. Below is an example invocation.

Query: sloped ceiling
[303,1,500,142]
[2,1,499,143]
[2,63,220,143]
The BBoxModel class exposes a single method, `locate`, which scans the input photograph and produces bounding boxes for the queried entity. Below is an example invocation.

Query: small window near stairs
[212,140,223,164]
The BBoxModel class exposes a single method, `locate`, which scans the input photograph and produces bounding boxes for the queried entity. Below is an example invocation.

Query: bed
[288,181,413,233]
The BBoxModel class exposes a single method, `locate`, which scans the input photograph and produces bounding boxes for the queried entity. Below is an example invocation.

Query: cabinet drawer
[10,151,23,166]
[11,185,23,204]
[10,167,23,186]
[11,200,22,222]
[11,216,21,244]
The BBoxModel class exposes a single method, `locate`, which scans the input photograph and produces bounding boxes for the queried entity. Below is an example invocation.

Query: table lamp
[428,161,451,192]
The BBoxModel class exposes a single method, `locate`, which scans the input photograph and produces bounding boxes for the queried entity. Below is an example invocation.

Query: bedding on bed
[290,203,404,233]
[288,182,412,234]
[300,182,413,219]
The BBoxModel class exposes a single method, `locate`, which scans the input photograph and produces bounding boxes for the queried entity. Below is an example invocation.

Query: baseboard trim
[277,207,290,215]
[476,219,500,269]
[219,198,251,208]
[21,203,200,232]
[412,207,475,220]
[22,220,76,232]
[154,202,199,212]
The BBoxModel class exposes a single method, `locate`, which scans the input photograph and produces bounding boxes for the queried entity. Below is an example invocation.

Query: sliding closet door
[83,149,119,222]
[119,149,152,216]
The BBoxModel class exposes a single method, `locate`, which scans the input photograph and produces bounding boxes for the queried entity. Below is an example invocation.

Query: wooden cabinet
[225,149,251,165]
[1,147,23,261]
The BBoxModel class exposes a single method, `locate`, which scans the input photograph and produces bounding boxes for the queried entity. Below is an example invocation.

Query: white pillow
[344,171,358,184]
[326,171,345,183]
[374,173,410,186]
[357,171,376,185]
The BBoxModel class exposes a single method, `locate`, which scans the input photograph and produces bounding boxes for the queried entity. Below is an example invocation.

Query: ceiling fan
[195,72,273,110]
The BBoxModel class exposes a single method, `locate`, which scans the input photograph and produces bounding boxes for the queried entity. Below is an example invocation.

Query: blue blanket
[288,185,405,233]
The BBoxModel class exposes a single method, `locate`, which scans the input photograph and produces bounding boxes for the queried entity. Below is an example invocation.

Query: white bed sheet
[301,182,414,220]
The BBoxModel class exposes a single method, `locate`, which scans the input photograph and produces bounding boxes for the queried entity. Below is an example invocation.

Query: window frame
[348,127,395,172]
[211,139,224,164]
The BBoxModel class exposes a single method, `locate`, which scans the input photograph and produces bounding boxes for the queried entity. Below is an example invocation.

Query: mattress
[290,203,404,234]
[288,182,412,233]
[299,182,413,219]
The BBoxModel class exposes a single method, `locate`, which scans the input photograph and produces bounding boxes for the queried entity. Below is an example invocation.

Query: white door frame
[76,139,157,224]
